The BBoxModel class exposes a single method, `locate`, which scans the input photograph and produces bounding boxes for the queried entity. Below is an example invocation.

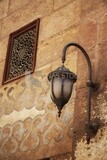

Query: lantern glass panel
[51,77,62,99]
[63,79,73,99]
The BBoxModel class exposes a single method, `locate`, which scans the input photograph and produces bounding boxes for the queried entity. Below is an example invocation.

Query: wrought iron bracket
[48,42,100,144]
[90,123,99,134]
[86,122,99,135]
[86,122,100,144]
[62,42,99,144]
[87,81,99,91]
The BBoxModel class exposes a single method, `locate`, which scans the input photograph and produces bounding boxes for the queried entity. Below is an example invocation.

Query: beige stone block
[0,0,9,19]
[80,20,97,49]
[9,0,30,13]
[1,0,53,38]
[100,14,107,43]
[64,51,78,74]
[40,1,81,41]
[0,37,8,61]
[95,42,107,82]
[82,0,104,11]
[37,26,79,68]
[0,20,2,41]
[54,0,73,10]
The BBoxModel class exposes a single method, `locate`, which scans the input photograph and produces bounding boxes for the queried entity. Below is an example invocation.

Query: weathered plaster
[75,85,107,160]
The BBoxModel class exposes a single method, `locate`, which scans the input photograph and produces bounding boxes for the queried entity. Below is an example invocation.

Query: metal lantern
[48,65,77,117]
[47,42,99,144]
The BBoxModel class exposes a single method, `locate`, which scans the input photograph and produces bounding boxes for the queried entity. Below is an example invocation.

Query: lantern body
[48,65,77,116]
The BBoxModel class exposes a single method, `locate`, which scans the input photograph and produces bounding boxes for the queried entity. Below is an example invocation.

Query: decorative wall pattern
[0,62,76,160]
[0,114,71,159]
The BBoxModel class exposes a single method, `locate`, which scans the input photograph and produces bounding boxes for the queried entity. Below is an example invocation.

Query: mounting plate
[87,81,99,91]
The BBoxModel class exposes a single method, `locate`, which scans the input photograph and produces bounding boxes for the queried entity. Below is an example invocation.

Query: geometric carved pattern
[2,18,40,84]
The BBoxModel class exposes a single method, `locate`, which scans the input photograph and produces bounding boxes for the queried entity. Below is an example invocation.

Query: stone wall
[73,1,107,160]
[0,0,107,160]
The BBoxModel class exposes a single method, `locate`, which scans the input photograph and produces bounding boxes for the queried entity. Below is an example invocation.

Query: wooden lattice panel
[2,18,40,84]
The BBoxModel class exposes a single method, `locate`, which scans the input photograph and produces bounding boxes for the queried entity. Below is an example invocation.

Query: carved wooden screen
[2,18,40,84]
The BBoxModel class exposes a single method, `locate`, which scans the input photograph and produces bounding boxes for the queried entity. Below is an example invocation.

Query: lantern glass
[51,77,74,101]
[48,65,77,114]
[63,78,73,99]
[51,77,62,99]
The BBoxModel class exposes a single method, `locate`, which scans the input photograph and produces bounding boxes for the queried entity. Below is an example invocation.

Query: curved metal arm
[62,43,99,144]
[62,42,92,81]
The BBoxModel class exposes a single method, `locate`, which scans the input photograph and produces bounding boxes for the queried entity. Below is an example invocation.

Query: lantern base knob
[58,110,61,117]
[87,81,99,90]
